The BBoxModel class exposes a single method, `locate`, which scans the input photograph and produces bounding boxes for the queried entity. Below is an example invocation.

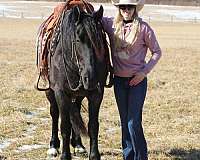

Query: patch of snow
[15,144,46,152]
[0,139,17,150]
[25,111,37,119]
[0,140,11,149]
[106,128,119,134]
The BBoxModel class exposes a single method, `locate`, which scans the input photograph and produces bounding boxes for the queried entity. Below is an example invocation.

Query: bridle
[60,8,106,92]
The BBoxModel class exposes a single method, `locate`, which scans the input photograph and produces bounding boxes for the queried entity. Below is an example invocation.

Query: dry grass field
[0,17,200,160]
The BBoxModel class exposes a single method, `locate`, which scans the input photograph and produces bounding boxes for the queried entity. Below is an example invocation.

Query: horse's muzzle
[82,75,98,91]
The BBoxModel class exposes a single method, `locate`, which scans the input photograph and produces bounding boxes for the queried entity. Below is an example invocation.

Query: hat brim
[114,2,138,6]
[114,3,144,12]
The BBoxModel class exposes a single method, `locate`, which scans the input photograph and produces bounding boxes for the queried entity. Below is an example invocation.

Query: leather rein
[60,10,83,91]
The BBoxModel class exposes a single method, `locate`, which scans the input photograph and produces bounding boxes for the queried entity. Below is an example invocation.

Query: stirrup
[34,71,50,91]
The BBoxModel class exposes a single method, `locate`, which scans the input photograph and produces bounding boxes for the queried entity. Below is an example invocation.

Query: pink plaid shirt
[103,17,162,77]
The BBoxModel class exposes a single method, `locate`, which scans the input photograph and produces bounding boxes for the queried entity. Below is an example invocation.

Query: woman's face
[119,5,136,20]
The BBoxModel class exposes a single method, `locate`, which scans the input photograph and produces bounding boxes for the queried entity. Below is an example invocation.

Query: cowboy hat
[112,0,145,12]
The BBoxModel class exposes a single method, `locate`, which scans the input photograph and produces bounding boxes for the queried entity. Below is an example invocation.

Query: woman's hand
[129,72,146,86]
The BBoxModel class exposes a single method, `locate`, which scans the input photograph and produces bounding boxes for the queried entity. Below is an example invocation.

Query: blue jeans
[113,76,148,160]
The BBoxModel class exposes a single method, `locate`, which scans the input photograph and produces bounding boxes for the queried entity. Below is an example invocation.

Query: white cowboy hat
[112,0,145,12]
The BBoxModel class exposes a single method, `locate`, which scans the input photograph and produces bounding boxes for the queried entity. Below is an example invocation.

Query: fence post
[148,16,151,23]
[194,17,197,23]
[41,13,44,19]
[171,16,173,23]
[21,12,24,18]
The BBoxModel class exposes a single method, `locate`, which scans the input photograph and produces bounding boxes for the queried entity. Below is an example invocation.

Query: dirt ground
[0,17,200,160]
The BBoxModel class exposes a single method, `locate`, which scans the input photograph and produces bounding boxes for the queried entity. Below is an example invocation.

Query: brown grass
[0,17,200,160]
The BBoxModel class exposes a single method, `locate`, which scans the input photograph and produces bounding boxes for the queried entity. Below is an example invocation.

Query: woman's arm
[142,23,162,75]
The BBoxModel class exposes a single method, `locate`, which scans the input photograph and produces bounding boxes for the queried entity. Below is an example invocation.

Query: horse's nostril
[84,77,89,83]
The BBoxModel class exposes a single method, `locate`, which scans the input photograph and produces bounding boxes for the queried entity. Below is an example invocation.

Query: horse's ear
[93,5,104,20]
[73,6,81,24]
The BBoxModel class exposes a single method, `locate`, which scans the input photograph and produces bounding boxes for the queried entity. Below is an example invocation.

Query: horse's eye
[76,39,80,43]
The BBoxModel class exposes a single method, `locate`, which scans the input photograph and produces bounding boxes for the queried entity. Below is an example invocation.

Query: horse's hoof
[47,148,59,157]
[60,153,72,160]
[74,145,87,154]
[89,152,100,160]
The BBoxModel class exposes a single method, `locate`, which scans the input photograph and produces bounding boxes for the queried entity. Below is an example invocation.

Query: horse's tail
[70,102,88,137]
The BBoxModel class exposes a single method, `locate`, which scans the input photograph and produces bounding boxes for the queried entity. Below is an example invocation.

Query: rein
[60,10,83,91]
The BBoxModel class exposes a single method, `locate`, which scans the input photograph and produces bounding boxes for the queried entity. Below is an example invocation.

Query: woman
[103,0,162,159]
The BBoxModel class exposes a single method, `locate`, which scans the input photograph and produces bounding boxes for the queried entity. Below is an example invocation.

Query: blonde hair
[113,9,140,50]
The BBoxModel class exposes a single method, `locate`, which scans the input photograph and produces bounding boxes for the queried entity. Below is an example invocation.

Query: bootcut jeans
[113,76,148,160]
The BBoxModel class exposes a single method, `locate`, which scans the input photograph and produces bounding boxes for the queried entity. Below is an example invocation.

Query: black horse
[45,6,110,160]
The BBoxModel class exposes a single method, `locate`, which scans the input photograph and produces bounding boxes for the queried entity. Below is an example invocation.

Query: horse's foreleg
[88,91,103,160]
[55,90,72,160]
[71,129,87,155]
[71,97,87,155]
[45,89,60,157]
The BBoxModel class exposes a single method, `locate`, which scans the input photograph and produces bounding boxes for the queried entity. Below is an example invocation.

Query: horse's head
[61,6,108,90]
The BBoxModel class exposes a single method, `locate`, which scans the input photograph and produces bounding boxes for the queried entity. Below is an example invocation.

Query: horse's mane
[82,15,104,52]
[61,8,78,42]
